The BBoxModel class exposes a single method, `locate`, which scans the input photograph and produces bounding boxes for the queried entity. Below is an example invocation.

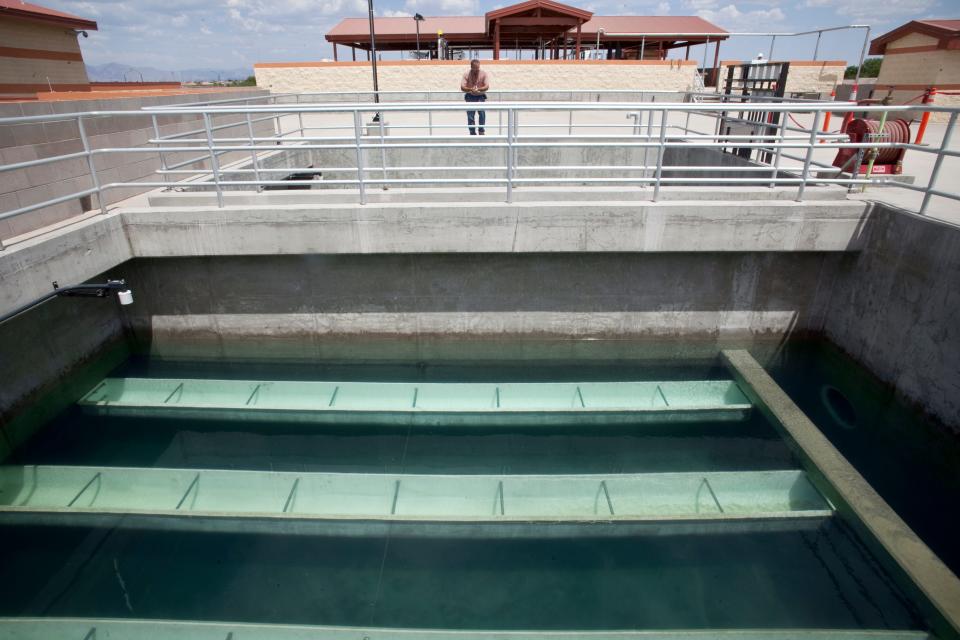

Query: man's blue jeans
[465,93,486,135]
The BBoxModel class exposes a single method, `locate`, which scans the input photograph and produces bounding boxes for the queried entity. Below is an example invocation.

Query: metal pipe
[0,279,129,325]
[245,112,261,190]
[353,110,367,204]
[202,113,224,207]
[796,111,823,201]
[920,111,958,215]
[77,116,107,215]
[653,109,667,201]
[813,31,822,61]
[852,26,870,101]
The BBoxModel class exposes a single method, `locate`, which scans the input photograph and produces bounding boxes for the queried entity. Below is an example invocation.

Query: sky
[41,0,951,72]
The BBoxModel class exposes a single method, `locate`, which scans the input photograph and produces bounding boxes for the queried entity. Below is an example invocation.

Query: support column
[685,44,690,60]
[352,46,357,61]
[712,40,721,85]
[575,20,581,59]
[493,20,500,60]
[333,43,338,61]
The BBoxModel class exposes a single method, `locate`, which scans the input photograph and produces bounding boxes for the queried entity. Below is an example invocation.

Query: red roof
[870,19,960,55]
[327,14,726,43]
[580,16,727,37]
[327,16,485,42]
[0,0,97,29]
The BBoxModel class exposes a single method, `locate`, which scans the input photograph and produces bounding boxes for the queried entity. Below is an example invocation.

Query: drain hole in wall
[821,385,857,430]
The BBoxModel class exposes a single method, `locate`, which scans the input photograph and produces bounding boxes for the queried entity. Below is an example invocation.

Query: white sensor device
[117,289,134,306]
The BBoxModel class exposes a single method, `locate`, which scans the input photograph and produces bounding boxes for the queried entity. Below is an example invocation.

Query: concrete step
[78,378,751,425]
[0,467,829,523]
[0,619,929,640]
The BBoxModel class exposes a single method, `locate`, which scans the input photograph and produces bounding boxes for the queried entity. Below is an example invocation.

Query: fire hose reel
[832,118,911,175]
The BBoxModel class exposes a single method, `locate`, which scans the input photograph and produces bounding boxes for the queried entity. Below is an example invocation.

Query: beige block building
[870,19,960,123]
[0,0,98,99]
[256,59,700,95]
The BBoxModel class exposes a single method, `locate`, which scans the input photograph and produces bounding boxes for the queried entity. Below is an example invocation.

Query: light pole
[414,13,424,59]
[367,0,381,118]
[596,27,604,55]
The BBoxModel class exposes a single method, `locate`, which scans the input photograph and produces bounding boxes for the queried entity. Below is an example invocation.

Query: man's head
[470,59,480,70]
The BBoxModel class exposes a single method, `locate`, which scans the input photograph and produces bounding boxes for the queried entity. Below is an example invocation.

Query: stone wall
[0,89,271,241]
[255,60,698,95]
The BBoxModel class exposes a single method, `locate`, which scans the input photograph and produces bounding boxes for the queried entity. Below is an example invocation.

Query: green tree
[845,58,882,79]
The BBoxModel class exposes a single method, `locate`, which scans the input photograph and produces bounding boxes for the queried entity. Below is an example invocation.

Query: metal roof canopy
[325,0,728,59]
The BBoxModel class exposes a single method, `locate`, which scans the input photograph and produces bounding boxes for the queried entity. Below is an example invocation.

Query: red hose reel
[832,118,911,175]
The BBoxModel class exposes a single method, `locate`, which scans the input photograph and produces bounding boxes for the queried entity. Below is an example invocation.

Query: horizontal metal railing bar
[0,187,100,222]
[157,114,279,141]
[12,101,942,126]
[87,176,884,189]
[2,99,958,233]
[885,181,960,202]
[158,164,815,175]
[0,151,89,173]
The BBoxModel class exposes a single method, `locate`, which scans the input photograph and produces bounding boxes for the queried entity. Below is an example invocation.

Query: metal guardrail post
[353,110,367,204]
[506,109,515,203]
[644,101,655,183]
[378,113,388,190]
[653,109,668,201]
[151,114,168,186]
[202,113,224,208]
[769,114,787,188]
[77,116,107,215]
[921,111,958,215]
[796,111,823,202]
[568,91,574,135]
[296,94,305,138]
[245,112,261,191]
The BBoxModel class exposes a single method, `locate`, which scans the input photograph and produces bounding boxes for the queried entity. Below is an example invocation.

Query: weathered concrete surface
[0,275,129,444]
[823,203,960,429]
[0,213,132,317]
[723,349,960,639]
[119,253,840,359]
[121,200,870,257]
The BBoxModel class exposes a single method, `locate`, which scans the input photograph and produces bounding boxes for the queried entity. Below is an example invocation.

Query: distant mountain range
[86,63,252,83]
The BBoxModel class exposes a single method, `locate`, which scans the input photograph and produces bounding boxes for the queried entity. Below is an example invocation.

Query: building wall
[0,17,90,95]
[255,60,698,94]
[0,89,271,242]
[875,34,960,123]
[716,61,846,97]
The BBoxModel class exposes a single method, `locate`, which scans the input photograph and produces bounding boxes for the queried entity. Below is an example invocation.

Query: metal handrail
[2,98,959,250]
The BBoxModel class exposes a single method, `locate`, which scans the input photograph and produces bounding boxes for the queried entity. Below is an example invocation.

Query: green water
[0,519,922,631]
[767,340,960,577]
[0,349,938,633]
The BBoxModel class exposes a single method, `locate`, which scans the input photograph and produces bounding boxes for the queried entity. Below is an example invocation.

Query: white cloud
[820,0,937,21]
[655,1,670,15]
[695,4,786,31]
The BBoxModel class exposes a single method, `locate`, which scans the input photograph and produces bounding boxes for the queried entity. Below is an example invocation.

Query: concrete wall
[0,274,130,455]
[0,89,271,241]
[716,61,846,97]
[117,252,840,361]
[255,60,698,94]
[823,204,960,429]
[0,17,90,97]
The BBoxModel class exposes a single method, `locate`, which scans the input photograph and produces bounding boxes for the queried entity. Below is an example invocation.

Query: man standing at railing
[461,59,489,135]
